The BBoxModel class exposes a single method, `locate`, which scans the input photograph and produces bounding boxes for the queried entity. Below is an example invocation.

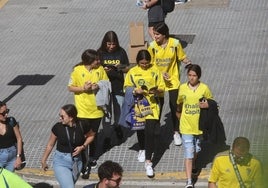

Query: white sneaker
[174,132,182,146]
[145,162,154,177]
[137,150,145,162]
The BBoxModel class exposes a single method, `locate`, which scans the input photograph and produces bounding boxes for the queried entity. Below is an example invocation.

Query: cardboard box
[128,41,148,64]
[129,22,145,46]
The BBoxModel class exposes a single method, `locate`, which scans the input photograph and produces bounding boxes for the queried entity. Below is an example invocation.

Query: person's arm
[144,0,159,9]
[13,125,23,169]
[68,81,95,93]
[41,132,57,171]
[72,130,95,157]
[208,182,217,188]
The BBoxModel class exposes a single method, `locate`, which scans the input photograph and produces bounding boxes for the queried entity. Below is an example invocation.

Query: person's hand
[84,81,92,91]
[163,72,171,81]
[72,146,84,156]
[148,86,158,94]
[91,83,99,91]
[14,157,22,169]
[41,161,49,171]
[134,88,145,95]
[104,66,112,72]
[199,99,209,108]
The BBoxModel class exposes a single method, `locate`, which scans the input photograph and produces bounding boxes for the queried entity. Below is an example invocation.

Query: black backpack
[161,0,175,14]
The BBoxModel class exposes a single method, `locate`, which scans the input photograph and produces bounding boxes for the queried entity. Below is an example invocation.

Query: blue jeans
[53,150,82,188]
[0,145,16,172]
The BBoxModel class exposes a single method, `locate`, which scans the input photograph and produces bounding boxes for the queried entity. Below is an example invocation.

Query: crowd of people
[0,12,264,188]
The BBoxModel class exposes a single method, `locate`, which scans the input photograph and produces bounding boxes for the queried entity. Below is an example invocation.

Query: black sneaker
[81,166,91,179]
[185,182,193,188]
[89,160,97,169]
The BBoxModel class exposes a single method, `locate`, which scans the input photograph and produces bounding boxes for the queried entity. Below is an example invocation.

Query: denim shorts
[182,134,201,159]
[0,145,16,172]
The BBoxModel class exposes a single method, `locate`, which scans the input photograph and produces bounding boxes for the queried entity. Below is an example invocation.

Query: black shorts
[148,5,165,27]
[78,118,102,133]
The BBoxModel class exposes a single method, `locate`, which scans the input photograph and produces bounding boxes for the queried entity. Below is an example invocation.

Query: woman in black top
[97,31,129,139]
[41,104,94,188]
[0,101,23,172]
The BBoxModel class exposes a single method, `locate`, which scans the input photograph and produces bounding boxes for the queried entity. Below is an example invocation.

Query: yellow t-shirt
[148,38,187,91]
[177,82,213,135]
[68,65,109,118]
[208,151,263,188]
[124,65,165,120]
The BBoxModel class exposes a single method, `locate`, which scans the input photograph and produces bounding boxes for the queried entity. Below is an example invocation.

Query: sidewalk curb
[16,168,210,184]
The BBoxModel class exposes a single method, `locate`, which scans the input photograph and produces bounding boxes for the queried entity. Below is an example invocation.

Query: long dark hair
[61,104,78,122]
[98,31,120,53]
[74,49,99,67]
[153,22,169,38]
[136,49,151,64]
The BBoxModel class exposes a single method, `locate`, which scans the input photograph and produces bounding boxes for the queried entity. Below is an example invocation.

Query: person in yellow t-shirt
[177,64,213,188]
[148,22,192,147]
[124,49,165,178]
[208,137,263,188]
[68,49,109,173]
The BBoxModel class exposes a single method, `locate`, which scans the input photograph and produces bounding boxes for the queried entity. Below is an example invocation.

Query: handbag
[65,127,80,181]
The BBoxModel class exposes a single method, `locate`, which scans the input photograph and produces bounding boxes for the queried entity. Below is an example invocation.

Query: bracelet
[82,144,86,149]
[17,154,21,157]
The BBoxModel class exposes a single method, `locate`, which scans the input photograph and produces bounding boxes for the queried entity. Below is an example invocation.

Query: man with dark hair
[208,137,263,188]
[83,160,123,188]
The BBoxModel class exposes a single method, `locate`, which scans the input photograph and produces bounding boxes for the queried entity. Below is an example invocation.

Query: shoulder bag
[65,127,80,181]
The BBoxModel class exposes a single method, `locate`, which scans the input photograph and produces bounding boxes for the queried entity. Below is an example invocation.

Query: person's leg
[53,151,75,188]
[79,118,101,169]
[145,120,155,161]
[88,118,102,167]
[5,146,16,172]
[169,89,179,132]
[113,95,124,139]
[182,134,195,187]
[136,129,145,162]
[0,146,16,172]
[147,6,165,40]
[169,89,182,146]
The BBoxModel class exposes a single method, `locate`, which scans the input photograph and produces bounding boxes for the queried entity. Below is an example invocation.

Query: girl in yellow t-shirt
[148,22,192,146]
[177,64,213,187]
[68,49,109,174]
[124,49,165,178]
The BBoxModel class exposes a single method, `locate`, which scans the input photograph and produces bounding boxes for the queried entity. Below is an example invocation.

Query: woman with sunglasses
[0,101,23,172]
[41,104,94,188]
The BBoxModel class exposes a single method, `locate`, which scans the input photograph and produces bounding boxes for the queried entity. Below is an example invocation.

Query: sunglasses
[108,177,122,184]
[0,109,9,116]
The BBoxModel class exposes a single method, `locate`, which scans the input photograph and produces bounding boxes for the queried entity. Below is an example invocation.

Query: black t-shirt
[0,117,17,148]
[100,47,129,95]
[52,122,85,153]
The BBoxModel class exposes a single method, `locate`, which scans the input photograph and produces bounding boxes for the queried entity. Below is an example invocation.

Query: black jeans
[145,119,161,161]
[159,89,179,132]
